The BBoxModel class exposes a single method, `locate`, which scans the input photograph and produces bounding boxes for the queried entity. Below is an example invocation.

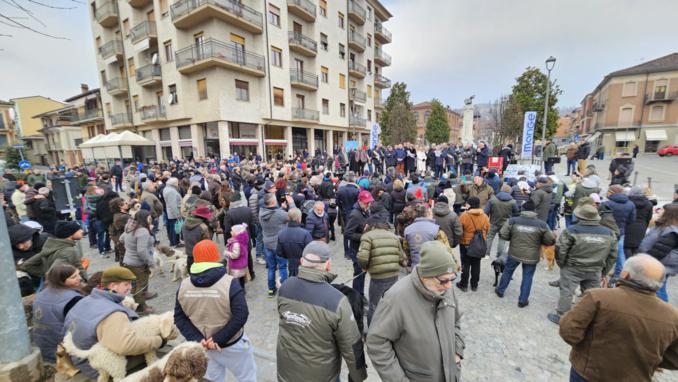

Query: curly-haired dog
[63,312,175,382]
[541,245,556,271]
[122,342,208,382]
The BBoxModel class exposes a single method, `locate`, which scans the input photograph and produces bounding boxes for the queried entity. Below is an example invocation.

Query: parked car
[658,144,678,157]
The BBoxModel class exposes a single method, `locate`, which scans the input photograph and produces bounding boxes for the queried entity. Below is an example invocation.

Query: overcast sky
[1,0,677,108]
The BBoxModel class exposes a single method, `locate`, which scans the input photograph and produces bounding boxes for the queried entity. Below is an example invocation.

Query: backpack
[466,218,487,258]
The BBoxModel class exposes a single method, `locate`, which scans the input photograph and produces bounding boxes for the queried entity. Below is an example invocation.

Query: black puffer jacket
[390,188,406,216]
[624,195,653,248]
[34,197,57,235]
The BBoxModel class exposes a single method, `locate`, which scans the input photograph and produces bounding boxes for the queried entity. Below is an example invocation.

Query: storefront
[265,125,287,161]
[644,129,668,153]
[229,122,259,158]
[292,127,307,155]
[314,130,325,154]
[203,122,220,158]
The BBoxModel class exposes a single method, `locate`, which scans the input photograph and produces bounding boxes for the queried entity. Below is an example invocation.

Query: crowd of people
[4,139,678,382]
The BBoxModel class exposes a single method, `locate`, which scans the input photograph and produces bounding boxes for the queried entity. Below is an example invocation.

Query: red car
[658,144,678,157]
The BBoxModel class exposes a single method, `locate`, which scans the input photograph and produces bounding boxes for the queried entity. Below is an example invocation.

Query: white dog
[121,295,139,312]
[122,342,208,382]
[169,256,188,282]
[63,312,175,382]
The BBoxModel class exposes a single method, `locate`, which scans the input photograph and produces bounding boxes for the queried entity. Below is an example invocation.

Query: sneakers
[267,289,277,298]
[548,280,560,287]
[455,283,467,292]
[256,258,266,265]
[518,301,529,308]
[494,289,504,298]
[547,311,561,324]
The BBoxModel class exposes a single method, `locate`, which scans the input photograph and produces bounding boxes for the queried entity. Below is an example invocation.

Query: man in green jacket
[277,241,367,382]
[543,137,558,173]
[21,221,86,280]
[367,241,464,382]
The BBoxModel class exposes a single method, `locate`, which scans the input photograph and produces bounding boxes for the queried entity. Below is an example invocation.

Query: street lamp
[541,56,556,157]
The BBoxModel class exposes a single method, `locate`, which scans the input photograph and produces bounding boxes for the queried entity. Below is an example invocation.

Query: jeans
[564,214,573,228]
[435,165,444,179]
[461,163,473,176]
[570,367,588,382]
[557,266,600,314]
[205,335,257,382]
[265,247,288,291]
[496,257,537,303]
[486,225,508,257]
[459,246,481,289]
[613,235,626,278]
[544,160,553,174]
[167,218,178,246]
[255,223,265,259]
[94,220,110,254]
[547,206,558,230]
[367,276,398,326]
[657,276,669,302]
[347,244,365,295]
[566,159,577,175]
[115,176,123,192]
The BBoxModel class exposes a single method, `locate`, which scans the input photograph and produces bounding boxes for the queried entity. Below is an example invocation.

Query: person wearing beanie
[496,198,555,307]
[64,265,170,380]
[20,221,87,282]
[484,183,518,258]
[547,203,617,325]
[175,239,256,382]
[602,184,636,279]
[624,186,654,260]
[433,194,463,251]
[457,196,490,292]
[32,186,58,235]
[277,241,368,382]
[367,240,463,382]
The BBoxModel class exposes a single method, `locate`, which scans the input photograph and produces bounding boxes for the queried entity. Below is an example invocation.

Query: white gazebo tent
[79,131,154,166]
[79,134,113,162]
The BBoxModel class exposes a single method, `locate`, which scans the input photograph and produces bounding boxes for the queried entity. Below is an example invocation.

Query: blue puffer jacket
[305,211,329,241]
[336,184,359,221]
[276,221,313,260]
[603,193,636,236]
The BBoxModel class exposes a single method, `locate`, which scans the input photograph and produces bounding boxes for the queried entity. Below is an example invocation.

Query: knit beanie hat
[193,240,220,263]
[102,266,136,284]
[418,241,456,277]
[54,221,82,239]
[467,196,480,209]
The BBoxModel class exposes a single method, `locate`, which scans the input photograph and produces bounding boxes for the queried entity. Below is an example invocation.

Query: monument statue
[462,95,475,144]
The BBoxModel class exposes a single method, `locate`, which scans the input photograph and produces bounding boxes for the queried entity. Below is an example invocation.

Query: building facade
[88,0,392,161]
[67,85,106,141]
[577,53,678,154]
[34,105,84,167]
[10,96,68,164]
[412,101,462,145]
[0,100,16,156]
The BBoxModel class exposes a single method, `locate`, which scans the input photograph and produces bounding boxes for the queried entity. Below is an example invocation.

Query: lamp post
[541,56,556,163]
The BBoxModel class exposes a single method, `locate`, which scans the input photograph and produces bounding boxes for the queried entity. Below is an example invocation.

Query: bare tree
[0,0,80,41]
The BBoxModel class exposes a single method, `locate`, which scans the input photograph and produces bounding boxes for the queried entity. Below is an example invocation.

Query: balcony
[136,64,162,87]
[348,30,365,52]
[130,21,157,45]
[140,105,167,124]
[288,31,317,57]
[646,91,678,104]
[105,78,128,97]
[99,40,123,61]
[71,109,103,125]
[128,0,153,8]
[592,103,605,112]
[287,0,316,22]
[95,1,118,28]
[375,22,392,44]
[348,0,366,25]
[292,107,319,122]
[290,69,318,91]
[375,99,385,110]
[374,73,391,88]
[348,61,366,79]
[175,38,266,77]
[349,88,367,103]
[170,0,263,33]
[110,112,133,129]
[374,48,391,66]
[350,114,366,127]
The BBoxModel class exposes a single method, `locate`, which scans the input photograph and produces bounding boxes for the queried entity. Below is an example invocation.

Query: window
[127,57,135,77]
[338,12,344,29]
[319,0,327,17]
[320,33,328,51]
[268,46,282,67]
[105,103,112,114]
[159,128,171,140]
[164,40,173,62]
[273,87,284,106]
[321,66,329,83]
[654,79,668,99]
[0,134,9,147]
[367,109,372,122]
[179,126,191,140]
[322,99,329,114]
[649,105,665,121]
[340,103,346,117]
[132,95,139,111]
[367,85,372,98]
[424,111,431,123]
[339,43,345,59]
[268,4,280,27]
[367,6,372,20]
[339,74,346,89]
[122,18,130,36]
[197,78,207,100]
[619,106,633,127]
[100,70,107,84]
[169,84,178,104]
[159,0,168,15]
[235,80,249,101]
[622,81,636,97]
[367,33,372,47]
[367,59,372,73]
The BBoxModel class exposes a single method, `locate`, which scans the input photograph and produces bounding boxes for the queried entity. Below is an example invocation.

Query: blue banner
[345,140,359,152]
[370,123,380,150]
[521,111,537,159]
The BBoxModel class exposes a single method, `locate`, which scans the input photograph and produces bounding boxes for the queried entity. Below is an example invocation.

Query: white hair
[623,254,665,290]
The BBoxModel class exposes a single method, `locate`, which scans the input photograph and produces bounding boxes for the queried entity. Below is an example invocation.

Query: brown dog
[541,245,556,271]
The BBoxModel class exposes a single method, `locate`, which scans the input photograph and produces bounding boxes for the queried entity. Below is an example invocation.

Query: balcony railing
[99,40,123,59]
[95,1,118,26]
[646,91,678,103]
[130,21,157,44]
[110,112,132,126]
[175,38,266,73]
[375,22,392,42]
[350,115,366,126]
[170,0,263,29]
[348,30,366,49]
[375,48,391,65]
[349,61,366,76]
[375,73,391,87]
[73,108,103,123]
[290,69,318,89]
[288,31,318,54]
[375,99,385,108]
[350,88,367,103]
[348,0,366,23]
[287,0,316,20]
[105,78,128,94]
[136,64,161,82]
[141,105,167,121]
[292,107,319,121]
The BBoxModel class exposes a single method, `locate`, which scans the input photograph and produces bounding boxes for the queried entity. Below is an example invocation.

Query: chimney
[81,84,89,94]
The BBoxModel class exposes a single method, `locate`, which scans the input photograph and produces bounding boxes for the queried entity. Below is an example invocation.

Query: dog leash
[338,271,366,286]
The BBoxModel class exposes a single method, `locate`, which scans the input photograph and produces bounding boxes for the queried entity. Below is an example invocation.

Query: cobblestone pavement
[80,155,678,382]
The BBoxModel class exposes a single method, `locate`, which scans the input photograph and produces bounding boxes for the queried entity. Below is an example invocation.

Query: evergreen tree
[509,67,561,141]
[4,147,21,169]
[425,99,450,144]
[379,82,416,146]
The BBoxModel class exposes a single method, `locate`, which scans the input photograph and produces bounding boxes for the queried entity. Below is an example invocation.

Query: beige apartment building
[67,85,106,141]
[34,106,84,167]
[577,53,678,153]
[88,0,392,161]
[10,96,68,164]
[412,101,462,145]
[0,100,16,155]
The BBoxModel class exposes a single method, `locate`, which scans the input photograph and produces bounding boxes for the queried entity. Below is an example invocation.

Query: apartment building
[88,0,392,161]
[0,100,16,155]
[67,85,106,141]
[33,105,84,167]
[576,53,678,153]
[412,101,462,145]
[10,96,68,164]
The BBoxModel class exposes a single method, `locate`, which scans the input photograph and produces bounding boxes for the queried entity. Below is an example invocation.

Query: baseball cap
[358,190,374,204]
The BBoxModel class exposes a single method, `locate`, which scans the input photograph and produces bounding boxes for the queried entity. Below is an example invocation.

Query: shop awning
[645,129,668,141]
[615,131,635,142]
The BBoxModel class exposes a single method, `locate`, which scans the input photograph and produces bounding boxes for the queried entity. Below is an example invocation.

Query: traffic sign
[18,160,31,170]
[12,144,24,149]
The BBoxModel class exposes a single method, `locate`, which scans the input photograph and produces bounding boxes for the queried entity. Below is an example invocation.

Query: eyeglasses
[435,274,456,285]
